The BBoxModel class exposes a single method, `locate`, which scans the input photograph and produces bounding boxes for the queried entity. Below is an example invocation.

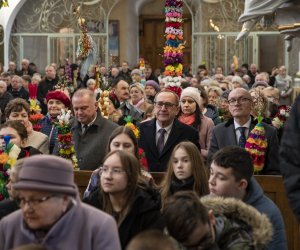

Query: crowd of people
[0,58,298,250]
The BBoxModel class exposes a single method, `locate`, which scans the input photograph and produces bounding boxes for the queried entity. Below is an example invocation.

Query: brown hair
[106,126,139,159]
[100,150,139,225]
[0,120,28,141]
[162,191,210,242]
[5,98,30,118]
[160,141,209,209]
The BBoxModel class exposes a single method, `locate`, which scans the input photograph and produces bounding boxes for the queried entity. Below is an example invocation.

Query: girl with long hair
[160,141,209,209]
[84,150,164,249]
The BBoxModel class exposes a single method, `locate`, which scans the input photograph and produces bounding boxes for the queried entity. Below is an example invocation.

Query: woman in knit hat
[129,83,153,112]
[178,87,215,159]
[38,90,71,153]
[131,69,142,84]
[145,80,160,104]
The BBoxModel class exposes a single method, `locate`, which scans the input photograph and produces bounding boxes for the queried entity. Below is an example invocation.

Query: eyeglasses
[228,97,252,106]
[154,101,177,109]
[99,166,126,176]
[16,195,56,208]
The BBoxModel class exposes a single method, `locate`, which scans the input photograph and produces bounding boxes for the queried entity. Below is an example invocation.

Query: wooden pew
[74,171,299,250]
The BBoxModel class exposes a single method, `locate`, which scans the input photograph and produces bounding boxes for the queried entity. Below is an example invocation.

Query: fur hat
[13,155,77,197]
[180,87,201,108]
[131,69,142,76]
[145,80,160,92]
[46,91,71,108]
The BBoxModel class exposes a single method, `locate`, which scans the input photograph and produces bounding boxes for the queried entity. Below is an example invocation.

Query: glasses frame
[16,195,56,208]
[154,101,177,109]
[228,97,252,106]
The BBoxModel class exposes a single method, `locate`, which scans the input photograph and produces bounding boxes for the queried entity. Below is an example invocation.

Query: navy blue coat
[245,178,287,250]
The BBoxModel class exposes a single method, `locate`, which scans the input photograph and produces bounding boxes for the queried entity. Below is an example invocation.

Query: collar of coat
[200,196,273,248]
[225,116,257,128]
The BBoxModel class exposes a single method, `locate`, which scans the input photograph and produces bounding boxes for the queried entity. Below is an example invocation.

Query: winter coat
[0,197,121,250]
[39,114,58,154]
[245,178,287,250]
[25,123,49,155]
[0,200,18,220]
[280,94,300,221]
[84,185,165,249]
[204,104,221,125]
[37,77,59,115]
[201,196,273,250]
[8,87,29,102]
[0,91,13,123]
[53,111,118,170]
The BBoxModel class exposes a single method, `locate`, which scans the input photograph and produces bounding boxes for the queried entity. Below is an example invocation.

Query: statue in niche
[236,0,300,51]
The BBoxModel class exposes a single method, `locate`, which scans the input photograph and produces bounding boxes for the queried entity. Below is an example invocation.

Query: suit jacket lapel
[228,123,238,146]
[160,119,183,156]
[144,119,159,157]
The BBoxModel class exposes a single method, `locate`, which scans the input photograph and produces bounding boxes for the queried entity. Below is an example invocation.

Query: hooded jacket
[245,178,287,250]
[200,196,273,250]
[84,185,165,249]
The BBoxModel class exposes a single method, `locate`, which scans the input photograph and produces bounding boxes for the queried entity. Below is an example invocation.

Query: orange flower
[0,153,9,164]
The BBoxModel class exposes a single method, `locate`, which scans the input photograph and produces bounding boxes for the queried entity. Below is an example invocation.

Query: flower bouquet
[54,109,79,170]
[272,105,291,129]
[124,116,148,171]
[0,136,21,201]
[29,99,44,132]
[245,92,268,173]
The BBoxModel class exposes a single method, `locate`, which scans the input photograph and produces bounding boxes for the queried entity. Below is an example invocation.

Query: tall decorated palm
[163,0,184,97]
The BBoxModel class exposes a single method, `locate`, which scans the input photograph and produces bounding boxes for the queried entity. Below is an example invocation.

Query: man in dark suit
[138,90,200,172]
[208,88,280,174]
[70,89,118,170]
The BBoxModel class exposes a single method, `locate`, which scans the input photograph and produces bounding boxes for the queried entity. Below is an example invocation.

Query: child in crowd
[160,141,209,209]
[84,150,164,249]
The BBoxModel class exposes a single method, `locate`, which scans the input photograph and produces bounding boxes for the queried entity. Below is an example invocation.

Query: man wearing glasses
[208,88,280,175]
[138,90,200,172]
[0,155,121,250]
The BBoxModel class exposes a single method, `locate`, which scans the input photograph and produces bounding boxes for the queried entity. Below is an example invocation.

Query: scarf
[170,176,195,194]
[178,113,196,126]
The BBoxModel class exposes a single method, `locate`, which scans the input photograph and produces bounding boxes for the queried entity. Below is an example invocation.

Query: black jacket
[37,77,59,114]
[84,185,165,249]
[8,87,29,102]
[138,118,200,172]
[0,200,18,220]
[0,92,13,123]
[280,95,300,221]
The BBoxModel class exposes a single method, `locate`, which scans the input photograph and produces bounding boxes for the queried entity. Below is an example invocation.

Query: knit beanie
[180,87,201,108]
[131,69,142,76]
[145,80,160,92]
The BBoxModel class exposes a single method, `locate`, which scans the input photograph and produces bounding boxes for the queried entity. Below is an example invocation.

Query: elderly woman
[39,90,71,153]
[178,87,214,159]
[0,155,121,250]
[275,65,293,105]
[129,83,152,112]
[5,98,49,154]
